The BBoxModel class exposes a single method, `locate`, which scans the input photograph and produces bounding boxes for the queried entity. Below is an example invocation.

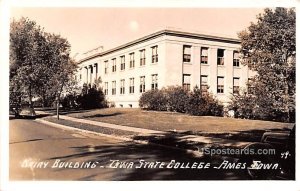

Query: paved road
[9,118,248,180]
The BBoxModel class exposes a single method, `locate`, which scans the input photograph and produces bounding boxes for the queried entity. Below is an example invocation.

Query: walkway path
[36,111,251,148]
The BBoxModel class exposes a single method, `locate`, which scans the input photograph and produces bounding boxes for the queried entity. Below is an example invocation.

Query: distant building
[76,29,256,108]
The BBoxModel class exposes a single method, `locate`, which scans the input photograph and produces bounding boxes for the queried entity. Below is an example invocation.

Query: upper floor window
[183,45,191,62]
[182,74,191,91]
[140,49,146,66]
[120,56,125,71]
[201,47,208,64]
[104,60,108,74]
[233,51,240,67]
[233,77,240,94]
[140,76,145,93]
[152,46,158,63]
[217,49,225,65]
[120,79,125,94]
[151,74,158,90]
[112,58,116,72]
[129,52,135,68]
[129,78,135,94]
[217,76,224,93]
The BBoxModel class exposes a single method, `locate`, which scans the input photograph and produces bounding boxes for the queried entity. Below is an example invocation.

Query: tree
[10,17,77,119]
[10,17,47,109]
[238,8,295,122]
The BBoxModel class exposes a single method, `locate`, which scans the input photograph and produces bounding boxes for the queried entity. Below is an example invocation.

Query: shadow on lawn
[194,127,292,143]
[82,112,123,118]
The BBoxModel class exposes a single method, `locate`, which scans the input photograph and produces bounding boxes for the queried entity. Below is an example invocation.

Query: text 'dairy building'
[76,29,256,108]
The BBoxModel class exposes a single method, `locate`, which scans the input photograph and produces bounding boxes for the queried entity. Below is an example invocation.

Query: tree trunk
[29,84,33,108]
[56,97,60,120]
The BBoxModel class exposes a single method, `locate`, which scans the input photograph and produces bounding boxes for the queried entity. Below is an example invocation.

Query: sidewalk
[35,111,252,153]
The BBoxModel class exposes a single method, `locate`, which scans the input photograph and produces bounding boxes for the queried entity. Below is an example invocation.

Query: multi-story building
[76,29,256,108]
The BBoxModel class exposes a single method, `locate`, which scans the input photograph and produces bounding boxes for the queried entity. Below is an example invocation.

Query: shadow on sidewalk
[47,140,247,180]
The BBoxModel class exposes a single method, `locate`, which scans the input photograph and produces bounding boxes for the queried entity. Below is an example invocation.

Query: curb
[35,118,203,158]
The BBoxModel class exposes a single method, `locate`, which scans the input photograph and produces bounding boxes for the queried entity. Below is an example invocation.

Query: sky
[10,7,265,58]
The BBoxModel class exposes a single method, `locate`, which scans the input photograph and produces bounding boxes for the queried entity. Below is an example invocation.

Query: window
[182,74,191,91]
[217,76,224,93]
[140,49,146,66]
[129,52,135,68]
[201,75,208,95]
[140,76,145,93]
[217,49,225,65]
[104,82,108,95]
[151,74,158,90]
[248,78,255,94]
[112,58,116,72]
[104,61,108,74]
[112,81,116,95]
[152,46,158,63]
[233,77,240,94]
[183,45,191,62]
[201,47,208,64]
[120,79,125,94]
[233,51,240,67]
[120,56,125,71]
[129,78,135,94]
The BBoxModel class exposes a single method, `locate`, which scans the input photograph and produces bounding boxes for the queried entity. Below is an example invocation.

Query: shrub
[61,93,79,109]
[139,86,223,116]
[79,87,107,109]
[61,86,107,110]
[228,92,258,119]
[185,86,223,116]
[139,89,167,111]
[165,86,189,113]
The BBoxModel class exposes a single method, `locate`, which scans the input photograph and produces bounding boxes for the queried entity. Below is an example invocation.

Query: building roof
[77,29,241,64]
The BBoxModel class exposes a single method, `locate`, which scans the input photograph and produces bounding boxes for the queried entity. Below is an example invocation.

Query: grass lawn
[65,108,294,133]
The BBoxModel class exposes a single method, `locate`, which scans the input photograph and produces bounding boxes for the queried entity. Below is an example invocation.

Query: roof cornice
[77,29,241,64]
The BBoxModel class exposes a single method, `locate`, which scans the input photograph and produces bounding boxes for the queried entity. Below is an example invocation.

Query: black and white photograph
[1,0,298,190]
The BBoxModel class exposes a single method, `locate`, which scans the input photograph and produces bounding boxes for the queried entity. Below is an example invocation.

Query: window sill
[217,65,225,67]
[233,66,241,69]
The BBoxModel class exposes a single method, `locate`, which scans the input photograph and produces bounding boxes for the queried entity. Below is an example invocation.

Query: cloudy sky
[11,7,264,57]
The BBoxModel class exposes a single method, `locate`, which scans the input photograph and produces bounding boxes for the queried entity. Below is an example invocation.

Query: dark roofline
[77,29,241,64]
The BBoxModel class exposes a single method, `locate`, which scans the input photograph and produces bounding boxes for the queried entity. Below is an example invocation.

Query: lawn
[65,108,294,133]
